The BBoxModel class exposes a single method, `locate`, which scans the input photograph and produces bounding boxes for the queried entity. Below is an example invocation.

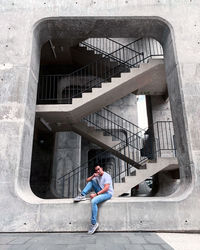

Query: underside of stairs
[36,59,166,127]
[113,157,179,197]
[71,46,119,70]
[72,121,143,168]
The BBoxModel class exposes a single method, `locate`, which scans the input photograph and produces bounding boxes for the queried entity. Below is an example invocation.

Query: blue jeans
[81,180,112,225]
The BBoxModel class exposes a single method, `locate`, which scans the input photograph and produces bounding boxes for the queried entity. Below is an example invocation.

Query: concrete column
[151,96,172,123]
[51,132,81,198]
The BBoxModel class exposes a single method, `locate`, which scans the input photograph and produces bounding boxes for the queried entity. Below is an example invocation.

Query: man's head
[94,165,104,176]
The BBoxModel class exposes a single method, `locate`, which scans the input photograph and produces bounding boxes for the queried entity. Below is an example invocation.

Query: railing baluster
[57,119,175,198]
[38,38,164,105]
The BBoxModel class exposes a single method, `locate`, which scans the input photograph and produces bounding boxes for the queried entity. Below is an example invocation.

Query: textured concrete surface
[0,232,199,250]
[0,232,174,250]
[0,0,200,232]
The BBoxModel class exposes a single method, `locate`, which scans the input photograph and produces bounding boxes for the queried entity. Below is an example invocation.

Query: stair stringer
[113,157,178,197]
[36,59,165,124]
[72,122,142,167]
[72,121,120,149]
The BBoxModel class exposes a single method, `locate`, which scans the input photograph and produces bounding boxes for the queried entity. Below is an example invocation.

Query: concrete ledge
[10,177,195,232]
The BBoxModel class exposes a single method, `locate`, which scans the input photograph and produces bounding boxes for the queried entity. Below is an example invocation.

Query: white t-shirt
[93,172,114,196]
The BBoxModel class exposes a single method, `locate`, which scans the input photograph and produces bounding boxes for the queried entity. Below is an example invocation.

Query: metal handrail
[57,132,145,181]
[57,120,175,198]
[83,113,143,150]
[37,37,163,104]
[103,107,144,132]
[80,37,143,64]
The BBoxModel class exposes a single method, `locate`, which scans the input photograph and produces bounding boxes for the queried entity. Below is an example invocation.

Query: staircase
[36,38,165,123]
[57,136,148,198]
[71,107,145,167]
[35,37,177,198]
[77,38,143,67]
[72,121,143,168]
[83,107,144,143]
[113,157,178,197]
[57,119,176,198]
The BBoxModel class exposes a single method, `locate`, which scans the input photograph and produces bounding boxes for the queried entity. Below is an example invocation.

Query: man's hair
[94,165,103,170]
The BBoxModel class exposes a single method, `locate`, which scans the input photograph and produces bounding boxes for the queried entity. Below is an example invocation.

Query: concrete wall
[0,1,200,232]
[151,96,172,123]
[108,93,138,125]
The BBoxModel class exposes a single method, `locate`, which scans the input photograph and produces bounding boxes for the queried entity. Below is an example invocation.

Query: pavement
[0,232,200,250]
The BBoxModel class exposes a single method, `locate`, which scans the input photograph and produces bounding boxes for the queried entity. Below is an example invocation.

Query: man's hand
[86,172,99,182]
[90,193,97,199]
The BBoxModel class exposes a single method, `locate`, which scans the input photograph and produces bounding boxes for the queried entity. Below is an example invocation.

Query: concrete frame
[0,1,200,232]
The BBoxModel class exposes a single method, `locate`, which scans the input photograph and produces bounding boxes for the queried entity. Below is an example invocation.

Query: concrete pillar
[151,96,172,123]
[51,132,81,198]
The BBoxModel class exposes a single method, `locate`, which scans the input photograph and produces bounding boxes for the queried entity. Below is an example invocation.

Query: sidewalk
[0,232,199,250]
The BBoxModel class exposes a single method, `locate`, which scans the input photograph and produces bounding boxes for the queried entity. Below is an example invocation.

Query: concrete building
[0,0,200,232]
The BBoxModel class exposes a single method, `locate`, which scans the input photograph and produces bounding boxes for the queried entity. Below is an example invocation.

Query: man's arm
[86,173,99,182]
[97,184,109,195]
[90,183,110,199]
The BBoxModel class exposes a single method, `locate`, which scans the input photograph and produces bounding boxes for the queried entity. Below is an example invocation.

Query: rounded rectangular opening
[17,17,192,203]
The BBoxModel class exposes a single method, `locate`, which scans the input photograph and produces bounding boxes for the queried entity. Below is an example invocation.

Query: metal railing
[141,121,176,159]
[85,107,145,136]
[83,108,145,151]
[57,120,175,198]
[80,38,126,55]
[154,121,176,157]
[80,38,143,67]
[57,135,148,198]
[37,37,163,104]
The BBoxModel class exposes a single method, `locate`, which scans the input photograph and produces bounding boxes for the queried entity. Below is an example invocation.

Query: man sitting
[74,165,114,234]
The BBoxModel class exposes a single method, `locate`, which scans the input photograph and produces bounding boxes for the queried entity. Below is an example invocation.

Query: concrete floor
[0,232,199,250]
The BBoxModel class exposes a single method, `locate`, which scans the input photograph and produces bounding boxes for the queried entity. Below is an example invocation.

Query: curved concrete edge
[7,179,198,232]
[16,176,193,205]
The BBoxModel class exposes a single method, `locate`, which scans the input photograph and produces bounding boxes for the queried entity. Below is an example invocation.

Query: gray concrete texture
[0,1,200,232]
[0,232,175,250]
[0,232,200,250]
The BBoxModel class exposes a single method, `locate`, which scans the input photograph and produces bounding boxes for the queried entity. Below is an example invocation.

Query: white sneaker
[88,223,99,234]
[74,194,86,202]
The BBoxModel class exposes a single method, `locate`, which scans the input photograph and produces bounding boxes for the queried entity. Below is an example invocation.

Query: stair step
[113,157,178,197]
[121,171,136,182]
[138,164,147,170]
[71,59,164,108]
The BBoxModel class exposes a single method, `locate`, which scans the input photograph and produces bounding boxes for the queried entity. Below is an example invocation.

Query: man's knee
[87,180,96,187]
[91,197,98,206]
[91,180,97,185]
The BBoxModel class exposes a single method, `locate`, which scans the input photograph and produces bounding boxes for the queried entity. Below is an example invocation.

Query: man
[74,165,114,234]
